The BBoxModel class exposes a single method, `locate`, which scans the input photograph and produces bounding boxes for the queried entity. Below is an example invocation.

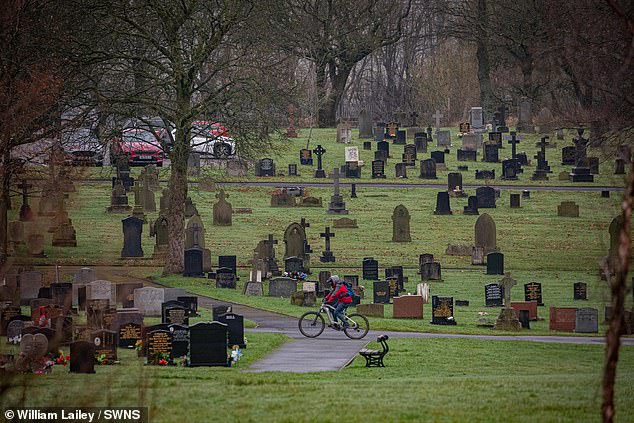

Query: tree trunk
[163,123,190,275]
[476,0,493,114]
[318,63,352,127]
[602,161,634,422]
[0,145,10,269]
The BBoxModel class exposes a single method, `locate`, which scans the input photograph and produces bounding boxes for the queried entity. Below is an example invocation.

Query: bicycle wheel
[298,312,325,338]
[343,314,369,339]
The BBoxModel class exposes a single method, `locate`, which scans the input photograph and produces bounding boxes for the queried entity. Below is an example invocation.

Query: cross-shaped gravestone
[500,272,517,308]
[300,218,310,229]
[535,136,550,167]
[132,182,142,206]
[313,145,326,171]
[506,132,522,159]
[409,111,419,127]
[216,190,228,201]
[432,110,444,129]
[573,129,589,166]
[265,234,278,248]
[320,227,335,252]
[329,168,341,197]
[351,183,357,198]
[18,179,34,221]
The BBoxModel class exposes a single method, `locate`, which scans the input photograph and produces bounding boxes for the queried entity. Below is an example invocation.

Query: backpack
[343,281,356,301]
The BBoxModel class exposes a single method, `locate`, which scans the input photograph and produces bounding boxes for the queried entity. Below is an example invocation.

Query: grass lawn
[2,336,633,422]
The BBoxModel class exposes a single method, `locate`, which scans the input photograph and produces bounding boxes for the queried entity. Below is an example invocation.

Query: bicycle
[298,301,370,339]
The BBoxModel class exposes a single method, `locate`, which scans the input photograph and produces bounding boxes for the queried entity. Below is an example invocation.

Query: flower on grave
[55,354,70,366]
[230,345,243,363]
[96,354,108,365]
[134,340,143,351]
[158,359,168,366]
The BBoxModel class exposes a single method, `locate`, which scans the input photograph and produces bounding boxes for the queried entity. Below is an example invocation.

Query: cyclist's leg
[333,303,346,323]
[340,304,350,327]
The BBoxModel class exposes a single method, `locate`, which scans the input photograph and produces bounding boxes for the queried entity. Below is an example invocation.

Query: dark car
[61,128,104,166]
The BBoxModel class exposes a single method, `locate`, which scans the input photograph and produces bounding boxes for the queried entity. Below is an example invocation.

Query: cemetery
[1,1,633,422]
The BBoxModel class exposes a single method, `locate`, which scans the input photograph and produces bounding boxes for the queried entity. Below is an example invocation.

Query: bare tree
[72,0,291,274]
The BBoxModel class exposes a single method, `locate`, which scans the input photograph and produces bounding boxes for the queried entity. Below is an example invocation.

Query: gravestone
[447,172,463,192]
[510,193,521,208]
[421,262,441,281]
[362,258,379,280]
[517,98,534,133]
[372,160,386,178]
[216,267,237,289]
[373,281,390,304]
[118,322,142,348]
[121,216,144,257]
[462,133,481,151]
[87,280,117,305]
[402,144,417,166]
[574,282,588,300]
[336,121,352,143]
[474,213,497,253]
[511,302,538,322]
[106,182,132,213]
[561,146,576,165]
[243,282,264,296]
[188,322,228,367]
[436,130,451,147]
[524,282,544,306]
[217,312,246,348]
[333,217,358,228]
[469,107,484,131]
[288,163,298,176]
[395,163,408,178]
[255,158,276,177]
[549,307,577,332]
[319,226,336,262]
[393,296,424,319]
[475,169,495,180]
[457,149,477,161]
[327,168,348,214]
[433,192,452,215]
[300,148,313,165]
[91,329,117,363]
[169,324,189,358]
[415,135,429,153]
[269,277,297,298]
[185,213,206,249]
[486,252,504,275]
[147,330,173,364]
[20,271,43,304]
[558,201,579,217]
[471,246,485,265]
[485,283,504,307]
[69,341,95,373]
[357,303,384,318]
[358,109,373,138]
[213,190,232,226]
[475,187,496,208]
[464,196,479,216]
[283,222,311,273]
[152,214,169,259]
[419,159,437,179]
[483,143,500,163]
[575,308,598,333]
[392,205,411,242]
[134,287,164,316]
[430,296,456,325]
[162,301,189,325]
[183,248,204,277]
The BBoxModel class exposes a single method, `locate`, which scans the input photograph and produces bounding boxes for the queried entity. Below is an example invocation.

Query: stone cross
[216,189,228,201]
[300,218,310,229]
[264,234,278,248]
[432,110,444,129]
[351,183,357,198]
[132,182,142,206]
[320,227,335,252]
[573,130,589,166]
[506,131,522,159]
[535,136,550,167]
[500,272,517,308]
[329,168,341,197]
[18,180,32,206]
[313,145,326,171]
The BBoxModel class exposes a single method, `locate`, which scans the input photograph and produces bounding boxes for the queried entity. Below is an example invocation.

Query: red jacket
[326,283,352,304]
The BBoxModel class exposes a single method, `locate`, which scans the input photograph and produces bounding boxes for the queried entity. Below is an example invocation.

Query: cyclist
[324,275,352,329]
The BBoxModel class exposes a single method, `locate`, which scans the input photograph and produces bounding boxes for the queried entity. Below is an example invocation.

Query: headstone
[419,159,437,179]
[475,169,495,180]
[358,109,373,138]
[463,196,479,216]
[462,133,482,151]
[213,189,232,226]
[327,168,348,214]
[457,149,477,161]
[91,329,117,363]
[300,148,313,165]
[561,146,576,165]
[485,283,504,307]
[162,301,189,325]
[557,201,580,217]
[169,324,189,358]
[118,322,142,348]
[255,158,276,177]
[395,163,408,178]
[217,312,245,348]
[319,226,336,262]
[430,296,456,325]
[421,262,441,281]
[134,287,164,316]
[216,267,237,289]
[372,160,386,178]
[69,341,96,373]
[362,258,379,280]
[474,213,497,253]
[243,282,264,296]
[121,216,144,257]
[517,98,534,133]
[269,277,297,298]
[549,307,577,332]
[313,145,326,177]
[333,217,358,228]
[433,192,452,215]
[183,248,204,277]
[469,107,484,130]
[575,308,598,333]
[483,143,499,163]
[510,193,521,208]
[574,282,588,300]
[147,330,173,364]
[392,204,411,242]
[524,282,544,306]
[188,322,228,367]
[471,246,485,265]
[511,302,538,321]
[393,296,424,319]
[372,281,390,304]
[356,303,384,318]
[475,187,496,208]
[436,130,451,147]
[486,252,504,275]
[20,271,43,304]
[87,280,117,305]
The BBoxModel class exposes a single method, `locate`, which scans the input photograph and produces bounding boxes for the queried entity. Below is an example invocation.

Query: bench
[358,335,389,367]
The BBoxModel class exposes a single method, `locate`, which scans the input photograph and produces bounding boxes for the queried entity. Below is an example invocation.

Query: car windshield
[122,130,157,144]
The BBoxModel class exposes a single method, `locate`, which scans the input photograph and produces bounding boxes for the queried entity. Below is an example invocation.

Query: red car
[111,128,164,166]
